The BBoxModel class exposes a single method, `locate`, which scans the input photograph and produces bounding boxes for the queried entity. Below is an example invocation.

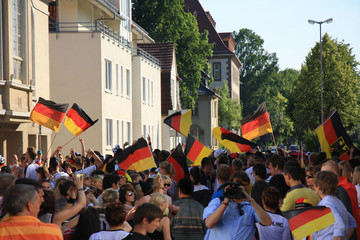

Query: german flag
[241,102,273,140]
[114,138,156,172]
[66,158,76,168]
[315,110,360,160]
[166,144,189,182]
[184,134,212,166]
[164,110,191,137]
[282,206,335,240]
[213,127,258,153]
[64,103,98,136]
[29,97,69,132]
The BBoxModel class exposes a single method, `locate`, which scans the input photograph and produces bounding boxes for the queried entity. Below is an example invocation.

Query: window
[127,122,131,143]
[142,77,146,103]
[12,0,23,80]
[116,64,119,95]
[121,66,124,97]
[106,119,113,147]
[192,101,199,116]
[121,121,125,145]
[151,81,154,106]
[117,120,120,145]
[148,79,150,105]
[143,125,147,137]
[126,69,130,98]
[213,62,221,81]
[105,59,112,91]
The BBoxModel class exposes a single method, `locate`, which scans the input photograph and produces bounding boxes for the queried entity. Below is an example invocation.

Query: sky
[200,0,360,71]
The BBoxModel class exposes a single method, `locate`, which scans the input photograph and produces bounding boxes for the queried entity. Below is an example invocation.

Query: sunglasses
[306,175,314,178]
[127,192,135,196]
[163,183,171,187]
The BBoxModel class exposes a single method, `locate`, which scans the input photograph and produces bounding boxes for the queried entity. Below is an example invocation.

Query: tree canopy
[132,0,213,109]
[290,34,360,138]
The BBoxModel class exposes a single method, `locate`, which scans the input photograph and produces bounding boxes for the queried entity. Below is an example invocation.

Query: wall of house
[0,0,51,161]
[230,59,240,101]
[132,56,162,149]
[208,58,229,91]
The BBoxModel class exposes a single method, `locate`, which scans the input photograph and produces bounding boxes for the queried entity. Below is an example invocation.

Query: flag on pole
[184,134,212,166]
[164,110,191,137]
[114,138,156,172]
[315,110,360,160]
[64,103,98,136]
[166,144,189,182]
[29,97,69,132]
[213,127,258,153]
[282,206,335,240]
[241,102,273,140]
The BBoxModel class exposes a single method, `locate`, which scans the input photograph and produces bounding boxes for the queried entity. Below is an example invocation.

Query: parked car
[289,145,299,153]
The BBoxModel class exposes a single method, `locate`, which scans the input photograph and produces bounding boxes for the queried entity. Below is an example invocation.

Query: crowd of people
[0,137,360,240]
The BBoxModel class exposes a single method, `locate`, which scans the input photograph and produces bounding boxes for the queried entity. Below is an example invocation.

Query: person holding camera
[203,164,272,240]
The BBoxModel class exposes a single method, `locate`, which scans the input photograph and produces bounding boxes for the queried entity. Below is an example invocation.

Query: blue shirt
[211,184,225,200]
[312,195,356,239]
[203,198,259,240]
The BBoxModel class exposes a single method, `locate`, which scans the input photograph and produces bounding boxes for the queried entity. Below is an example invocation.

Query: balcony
[49,21,132,50]
[135,47,161,67]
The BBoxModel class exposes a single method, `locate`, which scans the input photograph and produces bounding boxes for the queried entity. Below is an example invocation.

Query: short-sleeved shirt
[256,211,291,240]
[89,229,129,240]
[203,198,259,240]
[312,195,356,239]
[280,185,320,212]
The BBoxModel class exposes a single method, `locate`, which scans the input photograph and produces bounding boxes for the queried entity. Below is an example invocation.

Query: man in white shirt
[25,147,39,181]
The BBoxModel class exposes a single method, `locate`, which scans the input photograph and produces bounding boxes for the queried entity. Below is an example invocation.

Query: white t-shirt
[256,211,291,240]
[89,230,129,240]
[25,163,40,181]
[355,184,360,207]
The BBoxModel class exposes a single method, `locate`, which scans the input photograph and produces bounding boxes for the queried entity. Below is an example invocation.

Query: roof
[198,82,220,98]
[137,42,175,72]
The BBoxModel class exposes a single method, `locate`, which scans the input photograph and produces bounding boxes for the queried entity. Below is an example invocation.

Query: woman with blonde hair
[148,193,171,240]
[159,161,178,201]
[338,160,353,183]
[352,166,360,207]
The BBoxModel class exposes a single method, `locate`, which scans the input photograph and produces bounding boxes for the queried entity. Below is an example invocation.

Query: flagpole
[61,135,78,148]
[271,131,278,154]
[46,132,58,156]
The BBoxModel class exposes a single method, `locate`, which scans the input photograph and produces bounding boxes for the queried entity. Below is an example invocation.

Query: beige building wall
[132,56,162,149]
[49,31,133,156]
[0,0,52,162]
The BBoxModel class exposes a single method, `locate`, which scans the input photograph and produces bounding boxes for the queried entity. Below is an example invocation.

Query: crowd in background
[0,137,360,240]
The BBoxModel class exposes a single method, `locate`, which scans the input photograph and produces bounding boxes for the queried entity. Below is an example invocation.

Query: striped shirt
[0,215,63,240]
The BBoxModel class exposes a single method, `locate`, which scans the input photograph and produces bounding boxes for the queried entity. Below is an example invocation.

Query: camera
[222,182,246,199]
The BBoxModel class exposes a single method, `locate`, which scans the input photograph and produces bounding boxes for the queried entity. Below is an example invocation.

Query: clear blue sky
[200,0,360,71]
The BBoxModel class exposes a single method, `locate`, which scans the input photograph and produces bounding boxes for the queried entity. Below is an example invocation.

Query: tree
[290,34,360,140]
[215,80,242,129]
[233,28,279,116]
[132,0,213,109]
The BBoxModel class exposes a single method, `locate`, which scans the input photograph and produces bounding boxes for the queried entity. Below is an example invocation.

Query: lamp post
[308,18,333,123]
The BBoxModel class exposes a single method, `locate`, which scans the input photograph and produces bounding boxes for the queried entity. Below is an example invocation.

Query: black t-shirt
[123,232,153,240]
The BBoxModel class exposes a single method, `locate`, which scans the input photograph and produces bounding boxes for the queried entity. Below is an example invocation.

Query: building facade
[0,0,52,162]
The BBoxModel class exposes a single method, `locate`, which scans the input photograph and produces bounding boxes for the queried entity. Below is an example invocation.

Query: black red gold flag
[282,206,335,240]
[166,144,189,182]
[241,102,272,140]
[64,103,98,136]
[29,97,69,132]
[315,110,360,160]
[114,138,156,172]
[184,134,212,166]
[164,110,191,137]
[213,127,258,153]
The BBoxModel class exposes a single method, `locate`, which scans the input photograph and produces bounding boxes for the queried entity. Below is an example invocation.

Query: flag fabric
[164,110,191,137]
[114,138,156,172]
[282,206,335,240]
[184,134,212,166]
[213,127,258,153]
[66,158,76,168]
[29,97,69,132]
[241,102,273,140]
[166,144,189,182]
[64,103,98,136]
[315,110,360,160]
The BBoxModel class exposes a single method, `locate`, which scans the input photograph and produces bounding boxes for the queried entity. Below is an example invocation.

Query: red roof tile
[137,42,175,72]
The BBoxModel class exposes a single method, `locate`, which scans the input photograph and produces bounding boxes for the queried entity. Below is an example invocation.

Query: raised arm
[79,138,86,157]
[88,148,103,169]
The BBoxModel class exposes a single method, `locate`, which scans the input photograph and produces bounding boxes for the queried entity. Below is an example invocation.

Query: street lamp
[308,18,333,123]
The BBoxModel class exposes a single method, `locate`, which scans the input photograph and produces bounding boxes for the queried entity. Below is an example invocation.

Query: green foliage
[215,80,242,129]
[290,34,360,139]
[233,28,279,116]
[132,0,213,109]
